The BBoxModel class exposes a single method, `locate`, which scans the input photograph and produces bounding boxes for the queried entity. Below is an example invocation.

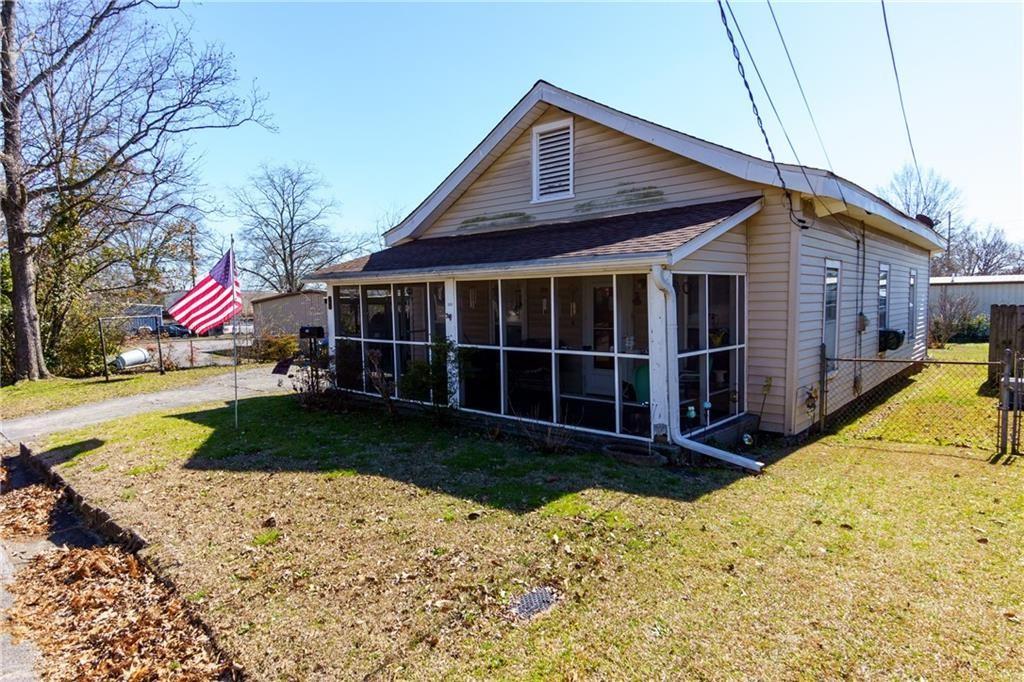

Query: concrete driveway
[1,367,290,444]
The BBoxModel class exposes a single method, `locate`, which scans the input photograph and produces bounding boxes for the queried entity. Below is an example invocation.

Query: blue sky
[178,1,1023,241]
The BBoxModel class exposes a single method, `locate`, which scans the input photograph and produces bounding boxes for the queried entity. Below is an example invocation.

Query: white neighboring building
[930,275,1024,317]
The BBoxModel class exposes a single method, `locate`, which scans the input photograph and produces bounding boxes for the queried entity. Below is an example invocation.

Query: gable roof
[384,80,945,253]
[310,197,760,280]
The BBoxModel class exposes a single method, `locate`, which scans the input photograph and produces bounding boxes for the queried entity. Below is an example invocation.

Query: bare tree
[372,205,405,251]
[233,163,373,292]
[880,164,963,224]
[1,0,267,380]
[955,225,1024,276]
[929,290,977,348]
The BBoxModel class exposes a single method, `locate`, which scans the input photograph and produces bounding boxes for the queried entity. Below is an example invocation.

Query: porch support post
[647,267,671,442]
[444,279,460,408]
[325,285,335,358]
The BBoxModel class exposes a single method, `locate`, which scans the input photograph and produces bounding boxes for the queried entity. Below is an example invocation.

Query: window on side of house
[877,264,890,329]
[532,119,574,202]
[908,269,917,339]
[823,260,841,371]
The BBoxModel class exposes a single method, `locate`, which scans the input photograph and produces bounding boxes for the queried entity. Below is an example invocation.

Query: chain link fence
[97,314,256,377]
[820,346,1002,452]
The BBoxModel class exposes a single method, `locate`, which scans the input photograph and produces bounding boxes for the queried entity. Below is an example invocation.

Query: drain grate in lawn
[510,586,559,620]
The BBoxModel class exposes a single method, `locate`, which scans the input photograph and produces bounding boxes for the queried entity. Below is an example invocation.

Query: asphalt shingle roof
[311,197,759,279]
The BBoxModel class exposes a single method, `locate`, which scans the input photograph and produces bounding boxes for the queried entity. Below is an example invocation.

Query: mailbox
[299,326,325,340]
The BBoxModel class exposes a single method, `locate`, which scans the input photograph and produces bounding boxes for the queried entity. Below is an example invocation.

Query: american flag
[168,249,242,334]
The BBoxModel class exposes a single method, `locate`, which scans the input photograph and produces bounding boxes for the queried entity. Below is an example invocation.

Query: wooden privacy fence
[989,305,1024,382]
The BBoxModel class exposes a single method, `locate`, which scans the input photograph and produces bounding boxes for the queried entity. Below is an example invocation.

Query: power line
[765,0,837,175]
[713,0,804,229]
[879,0,925,197]
[723,1,819,203]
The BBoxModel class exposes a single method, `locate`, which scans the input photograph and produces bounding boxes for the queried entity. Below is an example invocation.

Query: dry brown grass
[39,395,1024,680]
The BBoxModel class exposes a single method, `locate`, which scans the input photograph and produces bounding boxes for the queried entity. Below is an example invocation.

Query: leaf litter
[4,545,233,681]
[0,482,62,538]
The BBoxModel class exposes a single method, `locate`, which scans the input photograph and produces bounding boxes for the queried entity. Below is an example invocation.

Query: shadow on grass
[166,395,748,514]
[35,438,105,466]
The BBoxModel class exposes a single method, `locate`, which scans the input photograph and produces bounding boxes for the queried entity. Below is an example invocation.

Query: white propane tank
[113,347,151,370]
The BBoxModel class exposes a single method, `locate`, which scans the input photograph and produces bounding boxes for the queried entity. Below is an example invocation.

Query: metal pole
[1014,354,1021,455]
[231,237,239,430]
[1000,348,1011,454]
[98,318,109,382]
[188,224,196,368]
[155,316,165,375]
[818,343,828,433]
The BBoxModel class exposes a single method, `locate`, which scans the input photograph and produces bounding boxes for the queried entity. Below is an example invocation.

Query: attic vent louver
[532,119,574,202]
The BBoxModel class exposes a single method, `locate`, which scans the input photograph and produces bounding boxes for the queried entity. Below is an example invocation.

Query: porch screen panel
[363,287,393,340]
[460,348,501,413]
[458,280,499,345]
[617,275,649,354]
[502,279,552,348]
[505,351,553,421]
[335,286,361,337]
[395,284,428,342]
[675,273,746,433]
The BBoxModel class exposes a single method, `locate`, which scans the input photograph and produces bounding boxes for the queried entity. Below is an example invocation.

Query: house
[122,303,164,334]
[930,275,1024,317]
[252,291,328,338]
[308,81,945,471]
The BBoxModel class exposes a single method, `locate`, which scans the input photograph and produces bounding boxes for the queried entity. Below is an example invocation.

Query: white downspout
[650,265,764,473]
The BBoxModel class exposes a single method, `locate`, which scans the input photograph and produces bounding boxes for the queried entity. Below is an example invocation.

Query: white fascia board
[307,252,667,285]
[385,80,944,252]
[667,198,763,266]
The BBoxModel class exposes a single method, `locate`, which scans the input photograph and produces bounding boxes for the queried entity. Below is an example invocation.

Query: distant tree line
[0,1,373,384]
[880,164,1024,277]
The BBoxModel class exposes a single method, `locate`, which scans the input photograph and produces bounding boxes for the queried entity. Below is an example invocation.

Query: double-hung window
[823,260,841,371]
[877,264,890,330]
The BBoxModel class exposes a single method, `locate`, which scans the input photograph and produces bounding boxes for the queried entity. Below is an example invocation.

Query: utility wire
[724,1,820,206]
[765,0,837,174]
[879,0,925,199]
[714,0,804,228]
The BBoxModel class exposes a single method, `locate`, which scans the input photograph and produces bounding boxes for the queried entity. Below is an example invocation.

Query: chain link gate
[817,344,1014,454]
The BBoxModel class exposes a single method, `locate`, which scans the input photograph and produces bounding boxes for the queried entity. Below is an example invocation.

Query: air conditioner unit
[878,328,905,353]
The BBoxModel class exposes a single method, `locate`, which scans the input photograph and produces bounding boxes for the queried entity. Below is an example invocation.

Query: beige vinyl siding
[794,216,931,433]
[252,293,327,338]
[422,107,760,238]
[742,192,795,433]
[674,224,747,274]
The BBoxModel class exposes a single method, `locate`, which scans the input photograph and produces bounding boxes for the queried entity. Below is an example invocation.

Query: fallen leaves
[4,546,231,681]
[0,483,62,538]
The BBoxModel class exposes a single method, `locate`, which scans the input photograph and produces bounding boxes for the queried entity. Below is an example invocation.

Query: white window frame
[908,268,917,339]
[674,272,748,435]
[877,263,890,330]
[823,259,841,373]
[531,118,574,204]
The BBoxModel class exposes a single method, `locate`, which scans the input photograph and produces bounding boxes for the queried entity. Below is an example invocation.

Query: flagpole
[230,235,239,430]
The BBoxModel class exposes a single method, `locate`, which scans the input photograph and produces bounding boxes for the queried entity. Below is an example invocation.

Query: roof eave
[305,251,670,284]
[383,80,944,252]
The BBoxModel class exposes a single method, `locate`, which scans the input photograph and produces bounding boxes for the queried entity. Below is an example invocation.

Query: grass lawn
[1,365,243,420]
[836,343,1000,450]
[35,392,1024,679]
